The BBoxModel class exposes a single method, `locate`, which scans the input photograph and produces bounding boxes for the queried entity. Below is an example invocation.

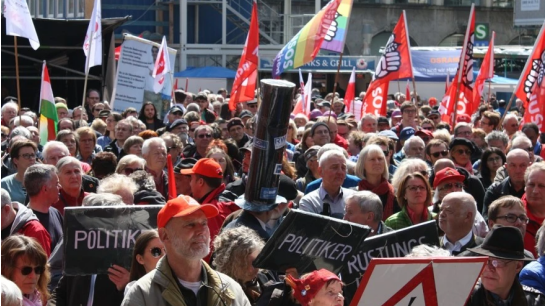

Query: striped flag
[39,61,58,145]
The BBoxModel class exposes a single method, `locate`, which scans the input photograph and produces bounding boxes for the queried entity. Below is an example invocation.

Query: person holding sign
[122,196,250,306]
[285,269,344,306]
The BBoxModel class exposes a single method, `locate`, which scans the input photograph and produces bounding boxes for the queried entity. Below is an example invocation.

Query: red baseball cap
[180,158,223,178]
[415,129,433,138]
[456,114,471,123]
[286,269,341,306]
[433,167,465,189]
[157,195,219,228]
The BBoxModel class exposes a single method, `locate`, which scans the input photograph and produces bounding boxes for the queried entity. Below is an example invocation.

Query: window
[57,0,64,18]
[68,0,75,17]
[47,0,55,17]
[439,34,465,46]
[77,0,84,17]
[27,0,35,17]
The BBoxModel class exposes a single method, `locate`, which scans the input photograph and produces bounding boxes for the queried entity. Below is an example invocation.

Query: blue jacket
[520,255,545,294]
[304,174,360,194]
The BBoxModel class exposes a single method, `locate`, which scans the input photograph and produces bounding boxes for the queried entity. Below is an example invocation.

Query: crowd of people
[0,87,544,306]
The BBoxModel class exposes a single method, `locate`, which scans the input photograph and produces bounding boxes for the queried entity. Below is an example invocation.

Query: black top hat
[467,225,535,261]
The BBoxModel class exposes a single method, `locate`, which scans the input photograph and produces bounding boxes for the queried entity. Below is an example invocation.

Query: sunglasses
[438,182,464,191]
[124,167,143,175]
[196,134,212,139]
[431,150,449,158]
[422,126,433,131]
[150,247,164,258]
[382,150,389,157]
[18,266,45,276]
[455,149,472,156]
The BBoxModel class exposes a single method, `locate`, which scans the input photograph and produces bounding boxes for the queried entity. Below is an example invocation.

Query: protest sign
[111,34,176,118]
[252,209,371,275]
[63,205,162,276]
[341,220,440,303]
[350,257,487,306]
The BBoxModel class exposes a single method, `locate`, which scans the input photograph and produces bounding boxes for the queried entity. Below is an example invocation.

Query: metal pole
[14,36,21,110]
[328,52,344,123]
[82,29,95,110]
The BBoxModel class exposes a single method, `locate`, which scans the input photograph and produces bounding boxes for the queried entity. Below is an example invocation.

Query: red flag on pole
[167,154,177,200]
[152,36,171,94]
[518,24,545,132]
[345,67,356,110]
[438,4,475,124]
[362,11,414,117]
[405,80,411,102]
[229,0,259,111]
[445,74,450,94]
[471,32,495,115]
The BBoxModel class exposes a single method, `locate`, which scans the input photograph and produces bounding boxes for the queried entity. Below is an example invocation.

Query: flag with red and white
[345,66,356,109]
[439,4,475,123]
[471,31,495,115]
[405,79,411,102]
[293,70,312,116]
[362,11,414,117]
[518,24,545,132]
[152,36,172,94]
[83,0,102,73]
[4,0,40,49]
[39,61,58,145]
[229,0,259,110]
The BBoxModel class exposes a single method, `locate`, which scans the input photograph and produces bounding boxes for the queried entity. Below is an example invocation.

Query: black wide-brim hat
[467,225,535,261]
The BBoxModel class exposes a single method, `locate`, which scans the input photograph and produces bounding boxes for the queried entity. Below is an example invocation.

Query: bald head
[439,192,477,243]
[443,192,476,217]
[506,148,531,164]
[434,158,455,173]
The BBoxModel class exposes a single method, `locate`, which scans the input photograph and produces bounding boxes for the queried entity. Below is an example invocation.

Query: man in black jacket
[103,119,132,160]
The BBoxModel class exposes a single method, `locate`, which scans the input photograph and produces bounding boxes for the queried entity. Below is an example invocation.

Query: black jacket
[483,177,525,220]
[466,279,544,306]
[49,274,124,306]
[441,234,484,256]
[103,139,126,160]
[224,210,270,242]
[144,117,165,131]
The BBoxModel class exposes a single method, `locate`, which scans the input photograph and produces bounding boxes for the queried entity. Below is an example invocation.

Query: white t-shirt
[178,278,201,296]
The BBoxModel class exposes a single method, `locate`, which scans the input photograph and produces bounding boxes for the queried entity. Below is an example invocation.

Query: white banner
[111,35,176,118]
[4,0,40,50]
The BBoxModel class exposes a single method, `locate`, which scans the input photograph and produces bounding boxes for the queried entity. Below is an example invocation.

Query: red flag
[445,75,450,94]
[439,4,475,124]
[362,11,414,117]
[515,24,545,109]
[405,80,411,102]
[345,67,356,110]
[229,0,259,111]
[167,154,177,200]
[472,32,495,115]
[152,36,171,94]
[522,76,545,132]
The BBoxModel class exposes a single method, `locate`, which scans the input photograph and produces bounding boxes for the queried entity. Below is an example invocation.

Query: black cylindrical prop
[245,79,296,206]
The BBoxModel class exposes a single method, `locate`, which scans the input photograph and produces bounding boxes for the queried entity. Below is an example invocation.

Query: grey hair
[355,144,389,181]
[186,103,200,113]
[1,188,11,207]
[485,131,509,147]
[503,113,518,126]
[42,141,69,162]
[319,150,346,168]
[511,135,533,149]
[442,192,476,220]
[346,191,383,223]
[392,158,429,192]
[129,170,156,191]
[361,113,377,122]
[9,126,31,139]
[405,244,451,257]
[97,173,138,195]
[82,193,124,207]
[194,125,213,137]
[12,115,34,127]
[23,164,57,197]
[453,122,471,136]
[116,119,133,133]
[524,161,545,183]
[115,154,146,174]
[536,222,545,257]
[1,101,18,113]
[317,143,347,160]
[56,156,82,173]
[212,226,265,283]
[1,275,22,306]
[403,136,425,152]
[142,137,166,156]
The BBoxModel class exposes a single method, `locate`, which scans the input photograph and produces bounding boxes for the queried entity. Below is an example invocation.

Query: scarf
[455,160,473,174]
[358,178,395,221]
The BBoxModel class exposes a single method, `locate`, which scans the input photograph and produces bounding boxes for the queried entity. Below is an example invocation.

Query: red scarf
[358,178,395,221]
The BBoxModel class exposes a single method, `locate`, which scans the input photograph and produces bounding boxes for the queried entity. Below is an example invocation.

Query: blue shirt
[1,174,26,204]
[519,255,545,294]
[304,174,360,194]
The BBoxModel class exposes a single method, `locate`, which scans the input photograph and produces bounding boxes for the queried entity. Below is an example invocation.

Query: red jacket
[333,134,348,150]
[522,194,544,258]
[19,221,52,257]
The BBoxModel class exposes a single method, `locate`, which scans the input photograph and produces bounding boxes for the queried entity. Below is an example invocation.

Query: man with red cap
[180,158,240,251]
[122,196,250,306]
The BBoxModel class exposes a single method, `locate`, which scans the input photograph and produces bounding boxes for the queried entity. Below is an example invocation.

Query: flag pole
[14,36,22,111]
[185,77,189,92]
[452,4,474,127]
[403,11,417,104]
[81,28,95,110]
[328,52,344,123]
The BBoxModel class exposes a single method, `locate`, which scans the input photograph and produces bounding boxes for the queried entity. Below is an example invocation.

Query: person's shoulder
[1,173,15,182]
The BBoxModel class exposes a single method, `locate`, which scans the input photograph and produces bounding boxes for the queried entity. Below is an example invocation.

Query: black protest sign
[63,205,162,276]
[252,209,371,275]
[341,220,440,304]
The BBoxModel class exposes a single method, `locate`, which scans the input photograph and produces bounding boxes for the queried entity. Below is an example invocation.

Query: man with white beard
[122,196,250,306]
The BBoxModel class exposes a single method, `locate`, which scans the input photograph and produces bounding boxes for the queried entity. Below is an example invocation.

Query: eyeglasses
[403,109,416,114]
[124,167,143,175]
[486,258,513,269]
[196,134,212,139]
[456,131,472,136]
[438,182,464,191]
[487,156,502,163]
[454,149,472,156]
[18,266,45,276]
[431,150,449,158]
[406,185,426,192]
[150,247,164,258]
[19,153,36,160]
[495,214,529,224]
[383,150,389,157]
[422,126,433,131]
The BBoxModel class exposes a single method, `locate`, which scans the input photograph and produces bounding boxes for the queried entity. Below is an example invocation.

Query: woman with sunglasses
[115,155,146,176]
[478,148,506,190]
[126,230,164,295]
[386,172,435,230]
[1,235,50,306]
[355,145,399,220]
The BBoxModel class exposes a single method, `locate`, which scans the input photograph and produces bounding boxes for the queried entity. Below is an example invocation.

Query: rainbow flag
[272,0,342,78]
[39,61,58,145]
[321,0,353,53]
